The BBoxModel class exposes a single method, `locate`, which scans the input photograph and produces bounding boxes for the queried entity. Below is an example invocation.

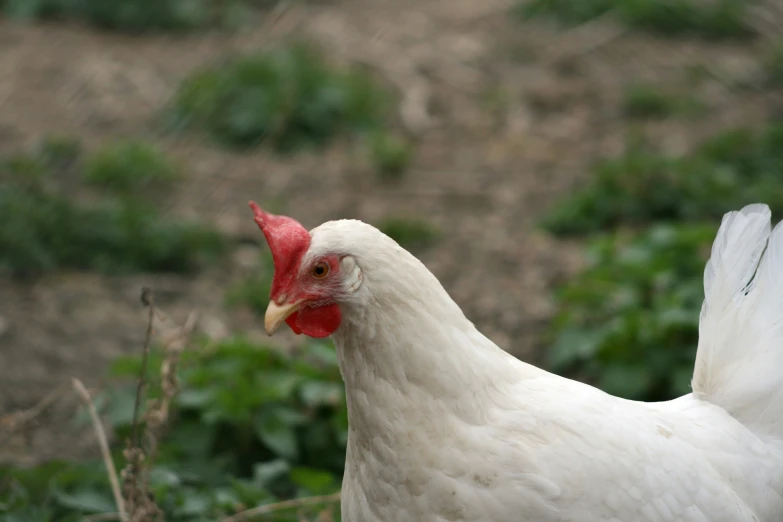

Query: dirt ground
[0,0,780,465]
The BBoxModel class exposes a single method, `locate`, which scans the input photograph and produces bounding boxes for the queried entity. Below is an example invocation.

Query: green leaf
[4,506,55,522]
[252,459,291,488]
[0,335,349,522]
[304,341,339,367]
[176,488,211,516]
[149,467,183,488]
[104,385,138,428]
[213,487,243,510]
[597,363,652,400]
[547,329,602,369]
[177,387,215,409]
[52,488,115,513]
[168,44,392,153]
[255,372,302,402]
[290,467,338,494]
[672,365,695,396]
[253,409,299,460]
[542,125,783,237]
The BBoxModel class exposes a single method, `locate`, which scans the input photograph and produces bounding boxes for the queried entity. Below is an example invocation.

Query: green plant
[378,218,440,251]
[0,0,257,32]
[0,460,122,522]
[517,0,612,25]
[226,250,275,315]
[368,131,413,179]
[1,337,345,521]
[622,83,705,119]
[517,0,752,39]
[167,44,391,153]
[547,224,713,401]
[0,138,225,276]
[83,141,179,194]
[542,124,783,236]
[765,40,783,85]
[36,134,82,168]
[113,337,347,502]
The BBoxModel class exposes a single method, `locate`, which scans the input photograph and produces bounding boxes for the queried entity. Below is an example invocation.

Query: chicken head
[249,201,342,338]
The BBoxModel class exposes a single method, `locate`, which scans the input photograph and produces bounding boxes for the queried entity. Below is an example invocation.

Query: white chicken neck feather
[300,208,783,522]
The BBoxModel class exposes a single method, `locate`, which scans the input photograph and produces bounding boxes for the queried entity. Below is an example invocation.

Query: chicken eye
[313,261,330,279]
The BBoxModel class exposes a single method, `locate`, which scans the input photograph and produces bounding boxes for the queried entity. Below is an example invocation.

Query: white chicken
[250,201,783,522]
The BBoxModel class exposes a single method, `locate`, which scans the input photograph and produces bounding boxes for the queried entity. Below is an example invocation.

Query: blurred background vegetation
[1,0,782,519]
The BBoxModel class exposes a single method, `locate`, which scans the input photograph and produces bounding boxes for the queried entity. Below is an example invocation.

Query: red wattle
[288,304,341,338]
[285,311,303,335]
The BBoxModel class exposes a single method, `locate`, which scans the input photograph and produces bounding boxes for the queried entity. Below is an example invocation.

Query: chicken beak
[264,300,301,336]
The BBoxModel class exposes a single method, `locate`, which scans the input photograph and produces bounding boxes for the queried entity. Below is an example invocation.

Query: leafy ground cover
[0,138,225,277]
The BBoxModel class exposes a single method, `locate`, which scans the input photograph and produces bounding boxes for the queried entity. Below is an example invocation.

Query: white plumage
[257,203,783,521]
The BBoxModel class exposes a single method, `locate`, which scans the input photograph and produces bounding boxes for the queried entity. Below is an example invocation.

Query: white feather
[693,204,783,440]
[301,207,783,522]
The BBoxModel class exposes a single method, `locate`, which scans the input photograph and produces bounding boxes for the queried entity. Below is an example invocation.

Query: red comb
[249,201,311,299]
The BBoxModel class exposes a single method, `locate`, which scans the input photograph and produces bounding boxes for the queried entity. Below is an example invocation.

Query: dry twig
[72,378,127,521]
[0,381,68,447]
[131,288,155,450]
[120,288,163,522]
[221,492,342,522]
[121,288,199,522]
[82,513,124,521]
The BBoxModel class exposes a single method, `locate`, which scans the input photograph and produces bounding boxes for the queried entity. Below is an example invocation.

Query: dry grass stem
[221,492,341,522]
[71,378,127,521]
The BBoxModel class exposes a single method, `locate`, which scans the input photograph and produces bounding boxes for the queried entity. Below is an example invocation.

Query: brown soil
[0,0,780,465]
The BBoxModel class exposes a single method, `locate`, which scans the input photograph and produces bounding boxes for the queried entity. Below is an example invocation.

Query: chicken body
[254,203,783,521]
[337,340,783,521]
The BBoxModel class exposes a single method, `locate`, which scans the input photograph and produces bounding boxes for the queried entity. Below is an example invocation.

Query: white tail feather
[693,203,783,440]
